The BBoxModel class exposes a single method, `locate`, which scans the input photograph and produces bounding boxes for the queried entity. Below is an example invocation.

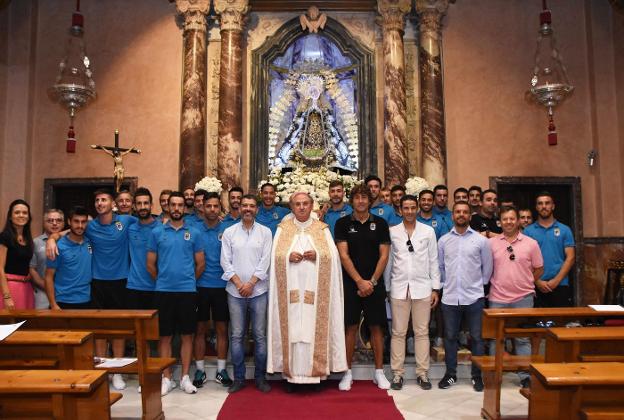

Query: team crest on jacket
[87,244,93,254]
[554,227,560,237]
[184,231,191,241]
[496,220,501,227]
[432,220,438,228]
[115,221,123,231]
[378,208,384,215]
[340,211,346,217]
[273,212,279,219]
[370,223,376,231]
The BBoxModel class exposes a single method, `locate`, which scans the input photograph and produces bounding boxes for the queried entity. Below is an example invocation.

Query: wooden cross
[90,129,140,193]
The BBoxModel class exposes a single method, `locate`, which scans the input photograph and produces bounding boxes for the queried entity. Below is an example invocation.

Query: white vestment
[267,217,347,383]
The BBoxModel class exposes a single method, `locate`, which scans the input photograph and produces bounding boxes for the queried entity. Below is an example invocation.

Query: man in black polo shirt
[335,183,391,391]
[470,188,502,238]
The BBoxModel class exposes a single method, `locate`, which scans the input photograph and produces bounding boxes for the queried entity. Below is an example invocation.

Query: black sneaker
[192,370,206,388]
[438,374,457,389]
[227,380,246,394]
[390,375,403,390]
[471,376,484,392]
[417,375,432,390]
[255,378,271,393]
[216,369,233,387]
[521,377,531,389]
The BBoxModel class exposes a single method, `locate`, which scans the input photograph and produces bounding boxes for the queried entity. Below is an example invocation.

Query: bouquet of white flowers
[194,176,223,194]
[260,167,359,207]
[405,176,430,197]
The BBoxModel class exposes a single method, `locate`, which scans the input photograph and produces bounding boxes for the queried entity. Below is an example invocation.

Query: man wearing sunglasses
[29,209,65,308]
[488,206,544,389]
[387,195,440,391]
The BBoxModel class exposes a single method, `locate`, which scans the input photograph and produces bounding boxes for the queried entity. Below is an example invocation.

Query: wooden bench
[529,362,624,420]
[580,406,624,419]
[480,307,624,420]
[545,326,624,363]
[0,369,120,419]
[0,309,176,420]
[0,330,94,369]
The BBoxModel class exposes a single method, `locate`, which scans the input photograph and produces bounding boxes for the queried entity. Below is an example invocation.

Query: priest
[267,191,347,388]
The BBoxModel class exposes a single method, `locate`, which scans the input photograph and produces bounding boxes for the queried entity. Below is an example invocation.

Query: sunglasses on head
[506,245,515,261]
[406,239,414,253]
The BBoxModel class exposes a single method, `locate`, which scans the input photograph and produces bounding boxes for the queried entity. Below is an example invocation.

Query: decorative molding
[300,6,327,33]
[175,0,210,32]
[249,1,377,12]
[415,0,451,33]
[250,16,377,189]
[584,237,624,245]
[377,0,411,33]
[214,0,250,32]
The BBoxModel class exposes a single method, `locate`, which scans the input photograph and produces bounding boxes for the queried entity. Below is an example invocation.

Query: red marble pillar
[176,0,210,190]
[416,0,451,186]
[215,0,249,191]
[378,0,411,187]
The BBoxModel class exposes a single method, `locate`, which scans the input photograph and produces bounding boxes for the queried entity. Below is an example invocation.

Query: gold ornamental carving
[176,0,210,32]
[377,0,411,33]
[214,0,250,32]
[415,0,452,34]
[300,6,327,33]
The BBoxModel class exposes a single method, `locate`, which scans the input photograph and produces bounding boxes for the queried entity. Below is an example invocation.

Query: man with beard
[44,206,91,310]
[321,180,352,238]
[417,189,450,240]
[432,185,452,231]
[47,189,138,390]
[390,185,406,219]
[127,188,159,310]
[115,190,134,215]
[184,188,206,225]
[182,187,196,218]
[193,192,233,388]
[470,189,502,238]
[524,192,575,307]
[437,202,492,392]
[453,187,469,204]
[256,183,290,236]
[29,208,65,308]
[147,192,205,395]
[158,189,172,223]
[488,206,543,388]
[223,186,243,229]
[365,175,402,227]
[267,192,347,389]
[468,186,482,215]
[221,194,272,393]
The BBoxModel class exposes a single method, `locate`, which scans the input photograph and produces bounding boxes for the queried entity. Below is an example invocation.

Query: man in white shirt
[388,194,440,390]
[221,194,273,394]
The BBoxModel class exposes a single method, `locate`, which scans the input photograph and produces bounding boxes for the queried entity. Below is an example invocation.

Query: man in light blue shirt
[256,183,290,235]
[416,189,450,240]
[523,192,575,307]
[321,180,353,238]
[433,185,453,232]
[365,175,402,226]
[221,194,272,394]
[437,201,493,392]
[222,186,243,229]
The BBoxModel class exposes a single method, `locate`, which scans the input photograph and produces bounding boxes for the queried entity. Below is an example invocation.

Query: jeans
[488,294,534,381]
[228,293,268,381]
[441,298,485,378]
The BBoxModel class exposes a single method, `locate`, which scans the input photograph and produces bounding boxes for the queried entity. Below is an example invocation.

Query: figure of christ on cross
[91,129,140,193]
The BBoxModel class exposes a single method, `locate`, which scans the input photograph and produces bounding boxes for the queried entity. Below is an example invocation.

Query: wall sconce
[587,150,597,167]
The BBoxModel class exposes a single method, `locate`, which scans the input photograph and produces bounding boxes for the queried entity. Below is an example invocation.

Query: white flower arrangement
[194,176,223,194]
[260,166,359,208]
[405,176,430,197]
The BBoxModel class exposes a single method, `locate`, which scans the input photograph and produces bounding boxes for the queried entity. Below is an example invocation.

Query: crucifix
[90,129,140,193]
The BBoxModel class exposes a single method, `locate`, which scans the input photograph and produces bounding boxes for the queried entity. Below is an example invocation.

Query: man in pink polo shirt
[488,206,544,389]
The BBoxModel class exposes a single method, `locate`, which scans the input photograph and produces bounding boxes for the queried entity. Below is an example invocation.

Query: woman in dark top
[0,199,34,310]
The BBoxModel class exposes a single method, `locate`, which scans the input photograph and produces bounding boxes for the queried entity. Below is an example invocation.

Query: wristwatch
[370,276,378,287]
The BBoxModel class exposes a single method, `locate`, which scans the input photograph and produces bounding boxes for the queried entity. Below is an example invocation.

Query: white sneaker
[111,374,126,390]
[373,369,390,390]
[161,377,176,396]
[137,386,141,393]
[338,370,353,391]
[180,374,197,394]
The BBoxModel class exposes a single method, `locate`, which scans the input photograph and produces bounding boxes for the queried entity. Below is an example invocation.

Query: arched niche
[250,16,376,188]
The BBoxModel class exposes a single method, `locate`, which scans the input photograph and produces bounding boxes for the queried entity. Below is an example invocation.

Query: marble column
[176,0,210,190]
[214,0,248,191]
[378,0,411,186]
[416,0,451,186]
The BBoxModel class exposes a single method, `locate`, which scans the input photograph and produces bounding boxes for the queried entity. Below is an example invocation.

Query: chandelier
[527,0,573,146]
[48,0,96,153]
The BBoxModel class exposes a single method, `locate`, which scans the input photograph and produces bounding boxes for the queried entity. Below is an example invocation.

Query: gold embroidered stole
[274,218,332,378]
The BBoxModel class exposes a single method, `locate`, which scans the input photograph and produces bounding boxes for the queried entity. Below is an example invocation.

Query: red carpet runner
[217,380,404,420]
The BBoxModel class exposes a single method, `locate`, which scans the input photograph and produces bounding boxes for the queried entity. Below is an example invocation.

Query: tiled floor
[111,373,528,419]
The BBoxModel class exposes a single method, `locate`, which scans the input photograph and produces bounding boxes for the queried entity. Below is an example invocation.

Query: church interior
[1,0,624,419]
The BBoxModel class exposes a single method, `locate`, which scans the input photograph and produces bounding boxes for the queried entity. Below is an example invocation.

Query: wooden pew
[0,330,94,369]
[0,309,175,420]
[480,307,624,420]
[0,369,120,419]
[545,326,624,363]
[529,362,624,420]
